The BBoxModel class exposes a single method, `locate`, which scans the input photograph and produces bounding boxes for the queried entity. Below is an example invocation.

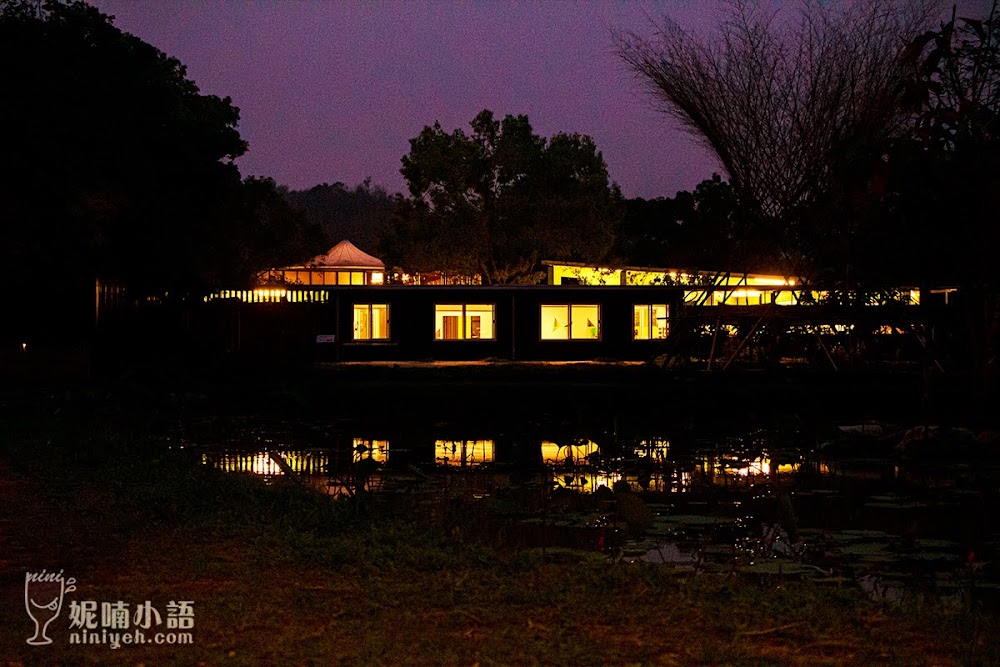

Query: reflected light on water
[541,440,598,465]
[636,439,670,462]
[354,439,389,463]
[554,471,622,493]
[204,452,285,477]
[700,454,801,484]
[434,440,495,466]
[203,451,333,477]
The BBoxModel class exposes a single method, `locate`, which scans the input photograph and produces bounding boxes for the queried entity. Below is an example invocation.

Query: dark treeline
[1,0,324,344]
[282,179,393,257]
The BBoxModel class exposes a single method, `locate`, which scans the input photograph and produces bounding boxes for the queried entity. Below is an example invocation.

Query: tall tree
[615,0,939,281]
[0,0,319,307]
[881,1,1000,395]
[885,0,1000,285]
[384,110,622,285]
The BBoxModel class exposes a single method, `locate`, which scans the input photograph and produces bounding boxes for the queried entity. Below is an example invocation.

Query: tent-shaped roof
[307,240,384,269]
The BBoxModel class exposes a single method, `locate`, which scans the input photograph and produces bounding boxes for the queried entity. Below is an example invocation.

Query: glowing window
[434,304,495,340]
[323,271,337,286]
[353,304,389,341]
[633,304,669,340]
[540,304,600,340]
[351,272,364,285]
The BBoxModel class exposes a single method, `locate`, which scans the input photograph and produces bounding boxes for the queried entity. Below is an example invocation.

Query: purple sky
[87,1,989,200]
[86,1,727,200]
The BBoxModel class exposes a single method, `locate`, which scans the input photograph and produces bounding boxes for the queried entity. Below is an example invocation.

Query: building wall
[202,286,682,362]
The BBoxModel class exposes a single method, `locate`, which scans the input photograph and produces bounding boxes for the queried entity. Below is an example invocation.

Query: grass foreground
[1,390,998,666]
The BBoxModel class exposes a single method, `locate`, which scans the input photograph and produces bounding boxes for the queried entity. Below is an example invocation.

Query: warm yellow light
[434,440,495,466]
[21,342,27,352]
[252,287,287,302]
[746,277,790,286]
[553,471,622,493]
[354,439,389,463]
[371,272,384,285]
[541,439,598,464]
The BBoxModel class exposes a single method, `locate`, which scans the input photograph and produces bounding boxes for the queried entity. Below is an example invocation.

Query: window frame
[352,303,391,341]
[433,303,496,341]
[539,304,602,341]
[632,303,669,340]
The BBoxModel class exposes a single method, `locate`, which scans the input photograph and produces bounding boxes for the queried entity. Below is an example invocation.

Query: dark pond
[176,408,1000,609]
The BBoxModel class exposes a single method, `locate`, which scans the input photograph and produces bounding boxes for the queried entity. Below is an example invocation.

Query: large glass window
[540,304,600,340]
[434,304,495,340]
[633,304,669,340]
[353,304,389,340]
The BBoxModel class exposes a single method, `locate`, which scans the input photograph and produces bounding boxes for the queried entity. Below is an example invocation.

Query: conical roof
[308,240,384,269]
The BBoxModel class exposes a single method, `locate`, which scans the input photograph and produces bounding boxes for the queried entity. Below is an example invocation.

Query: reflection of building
[260,240,385,287]
[353,439,389,463]
[541,440,598,465]
[434,440,495,466]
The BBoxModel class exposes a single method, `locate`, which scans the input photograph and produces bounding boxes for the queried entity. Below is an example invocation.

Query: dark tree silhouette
[879,1,1000,395]
[0,0,320,306]
[384,110,622,285]
[615,174,782,273]
[283,179,393,255]
[615,0,939,280]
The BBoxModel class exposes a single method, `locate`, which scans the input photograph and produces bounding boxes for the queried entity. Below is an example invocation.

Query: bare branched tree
[615,0,941,278]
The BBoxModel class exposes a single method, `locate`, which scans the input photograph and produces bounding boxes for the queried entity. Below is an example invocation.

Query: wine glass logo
[25,570,76,646]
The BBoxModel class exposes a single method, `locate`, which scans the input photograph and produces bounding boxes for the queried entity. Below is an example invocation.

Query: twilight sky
[87,1,988,200]
[85,1,728,200]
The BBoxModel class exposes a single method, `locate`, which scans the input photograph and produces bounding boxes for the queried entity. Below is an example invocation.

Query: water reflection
[699,455,802,485]
[354,439,389,463]
[191,416,1000,608]
[541,439,598,466]
[203,440,809,496]
[434,440,494,467]
[203,451,287,477]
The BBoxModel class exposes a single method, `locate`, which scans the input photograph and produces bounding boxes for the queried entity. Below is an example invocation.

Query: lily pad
[737,560,818,576]
[660,514,736,526]
[839,543,892,556]
[838,529,892,539]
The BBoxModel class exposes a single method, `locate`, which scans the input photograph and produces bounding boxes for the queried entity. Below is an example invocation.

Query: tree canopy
[382,110,622,285]
[879,1,1000,287]
[0,0,321,303]
[283,179,393,255]
[618,174,760,271]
